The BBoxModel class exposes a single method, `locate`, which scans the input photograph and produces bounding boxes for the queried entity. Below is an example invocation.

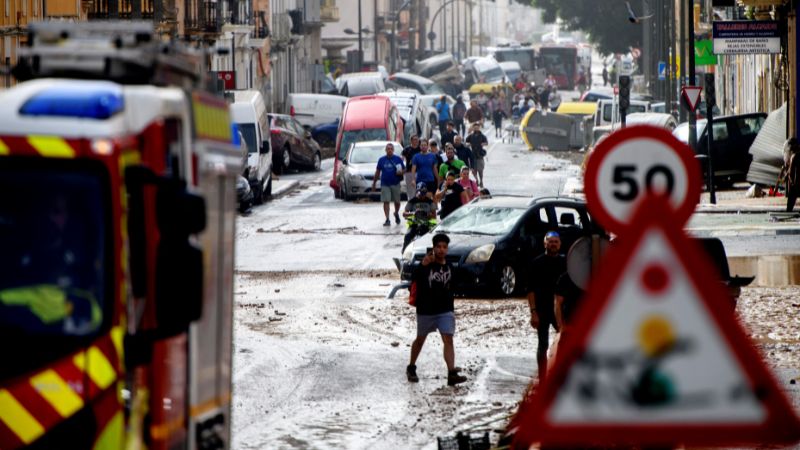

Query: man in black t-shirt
[555,272,584,332]
[440,121,458,148]
[407,233,467,386]
[435,171,468,219]
[526,231,566,382]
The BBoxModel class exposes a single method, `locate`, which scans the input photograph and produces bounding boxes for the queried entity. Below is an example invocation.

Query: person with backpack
[436,95,451,137]
[452,96,467,137]
[406,233,468,386]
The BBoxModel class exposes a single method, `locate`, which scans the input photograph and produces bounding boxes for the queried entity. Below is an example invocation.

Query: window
[711,122,729,141]
[736,117,764,136]
[554,206,583,229]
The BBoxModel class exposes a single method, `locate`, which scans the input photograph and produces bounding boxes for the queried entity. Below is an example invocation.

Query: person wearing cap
[402,182,437,251]
[371,142,405,226]
[435,170,468,219]
[411,139,439,195]
[407,233,468,386]
[526,231,566,382]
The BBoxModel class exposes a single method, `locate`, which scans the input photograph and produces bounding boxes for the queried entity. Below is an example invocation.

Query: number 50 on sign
[584,126,702,233]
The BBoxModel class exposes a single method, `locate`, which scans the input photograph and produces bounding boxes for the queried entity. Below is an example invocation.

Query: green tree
[530,0,644,55]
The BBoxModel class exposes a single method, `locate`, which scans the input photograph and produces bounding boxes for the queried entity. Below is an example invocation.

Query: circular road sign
[584,125,701,233]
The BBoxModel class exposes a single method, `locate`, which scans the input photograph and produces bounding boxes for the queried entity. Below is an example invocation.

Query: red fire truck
[0,22,240,449]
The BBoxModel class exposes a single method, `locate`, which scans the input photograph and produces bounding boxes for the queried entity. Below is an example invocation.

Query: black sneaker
[447,369,467,386]
[394,212,401,224]
[383,219,391,226]
[407,364,419,383]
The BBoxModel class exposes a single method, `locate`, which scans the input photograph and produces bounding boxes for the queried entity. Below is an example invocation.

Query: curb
[270,179,300,199]
[688,227,800,237]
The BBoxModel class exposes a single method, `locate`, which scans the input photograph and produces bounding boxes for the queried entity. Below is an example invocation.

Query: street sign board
[713,21,781,55]
[694,39,718,66]
[583,125,701,233]
[682,86,703,112]
[657,61,667,81]
[512,198,800,448]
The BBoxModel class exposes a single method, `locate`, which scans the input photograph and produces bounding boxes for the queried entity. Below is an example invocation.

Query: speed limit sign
[584,125,701,233]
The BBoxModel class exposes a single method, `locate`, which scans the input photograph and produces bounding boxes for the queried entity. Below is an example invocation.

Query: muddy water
[729,255,800,286]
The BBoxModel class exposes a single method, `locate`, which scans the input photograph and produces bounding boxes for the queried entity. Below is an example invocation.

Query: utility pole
[418,1,427,58]
[358,0,363,70]
[667,0,675,115]
[374,0,379,64]
[451,0,455,55]
[688,0,697,152]
[479,0,483,56]
[679,0,686,123]
[409,0,417,66]
[642,0,651,97]
[443,1,448,52]
[456,0,461,59]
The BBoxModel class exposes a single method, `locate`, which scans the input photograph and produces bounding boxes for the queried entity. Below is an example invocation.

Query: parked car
[229,89,272,203]
[336,72,386,97]
[412,53,463,86]
[336,140,405,200]
[388,72,445,95]
[378,90,434,144]
[330,95,405,197]
[594,98,650,128]
[401,195,605,296]
[579,88,614,103]
[673,112,767,187]
[268,113,323,173]
[287,93,347,128]
[311,119,339,149]
[462,57,510,94]
[232,124,253,213]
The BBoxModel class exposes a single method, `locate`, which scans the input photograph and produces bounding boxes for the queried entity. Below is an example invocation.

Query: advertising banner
[712,21,781,54]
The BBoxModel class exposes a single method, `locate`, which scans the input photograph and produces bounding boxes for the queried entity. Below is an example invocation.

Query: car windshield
[436,205,526,235]
[237,123,258,153]
[349,144,387,164]
[339,128,388,159]
[474,60,505,83]
[0,160,109,338]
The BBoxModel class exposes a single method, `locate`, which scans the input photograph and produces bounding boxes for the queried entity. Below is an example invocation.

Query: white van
[287,93,348,128]
[594,98,651,128]
[378,90,433,143]
[230,90,273,203]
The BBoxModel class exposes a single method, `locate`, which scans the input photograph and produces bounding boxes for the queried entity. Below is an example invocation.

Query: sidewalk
[696,188,793,214]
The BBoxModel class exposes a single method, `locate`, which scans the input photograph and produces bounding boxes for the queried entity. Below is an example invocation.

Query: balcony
[321,2,339,22]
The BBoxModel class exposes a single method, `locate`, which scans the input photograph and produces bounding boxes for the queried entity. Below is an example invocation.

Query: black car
[673,112,767,187]
[400,196,605,297]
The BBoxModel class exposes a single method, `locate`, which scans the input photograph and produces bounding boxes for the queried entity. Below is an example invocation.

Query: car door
[703,120,734,174]
[289,117,313,164]
[548,204,589,253]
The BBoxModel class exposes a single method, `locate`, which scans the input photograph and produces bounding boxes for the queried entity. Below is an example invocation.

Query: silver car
[336,140,405,201]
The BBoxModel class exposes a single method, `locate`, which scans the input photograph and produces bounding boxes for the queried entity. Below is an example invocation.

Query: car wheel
[277,146,291,174]
[497,265,517,297]
[316,134,334,148]
[311,152,322,172]
[341,183,351,201]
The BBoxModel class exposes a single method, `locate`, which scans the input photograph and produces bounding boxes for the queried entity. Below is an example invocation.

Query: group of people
[510,73,559,120]
[371,126,489,233]
[439,91,509,140]
[405,230,583,387]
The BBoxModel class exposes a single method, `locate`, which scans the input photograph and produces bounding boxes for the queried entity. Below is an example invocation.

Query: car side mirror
[261,141,270,154]
[342,159,348,165]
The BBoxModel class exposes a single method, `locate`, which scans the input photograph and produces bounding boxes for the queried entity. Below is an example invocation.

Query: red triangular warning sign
[682,86,703,112]
[512,197,800,448]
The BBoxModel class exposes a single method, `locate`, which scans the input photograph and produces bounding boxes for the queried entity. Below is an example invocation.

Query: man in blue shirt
[436,95,451,137]
[371,143,405,226]
[411,140,440,197]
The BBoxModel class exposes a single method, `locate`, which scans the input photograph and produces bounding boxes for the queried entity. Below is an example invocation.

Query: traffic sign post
[511,126,800,448]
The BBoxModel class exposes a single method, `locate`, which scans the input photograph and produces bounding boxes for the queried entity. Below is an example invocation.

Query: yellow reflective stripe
[27,136,76,158]
[0,389,44,444]
[92,411,123,450]
[73,347,116,390]
[30,370,83,418]
[110,327,124,363]
[0,139,9,155]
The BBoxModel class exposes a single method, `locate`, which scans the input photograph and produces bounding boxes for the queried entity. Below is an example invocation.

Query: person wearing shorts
[371,142,405,226]
[407,233,468,386]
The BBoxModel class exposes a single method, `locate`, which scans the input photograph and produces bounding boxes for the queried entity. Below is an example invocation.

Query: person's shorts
[416,312,456,336]
[417,180,437,194]
[381,184,402,202]
[474,158,485,172]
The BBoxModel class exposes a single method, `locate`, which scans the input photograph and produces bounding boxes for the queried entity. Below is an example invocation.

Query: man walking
[441,121,458,148]
[402,135,421,197]
[452,96,467,137]
[526,231,566,382]
[411,139,439,194]
[371,142,404,226]
[407,233,468,386]
[436,95,451,137]
[438,144,466,180]
[452,134,474,170]
[465,100,484,130]
[466,122,488,187]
